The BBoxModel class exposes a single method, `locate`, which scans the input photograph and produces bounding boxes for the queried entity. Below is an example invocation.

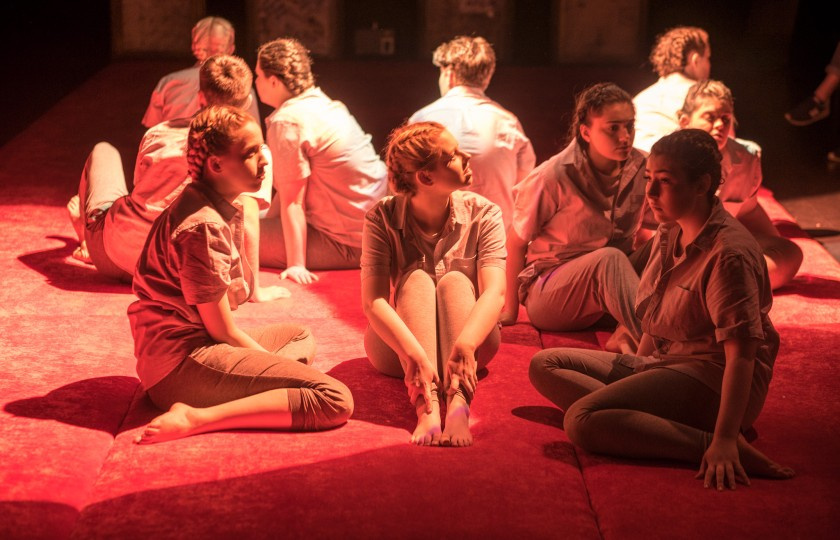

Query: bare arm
[278,178,318,284]
[697,337,757,490]
[636,333,655,357]
[500,229,528,325]
[197,294,266,352]
[239,194,290,302]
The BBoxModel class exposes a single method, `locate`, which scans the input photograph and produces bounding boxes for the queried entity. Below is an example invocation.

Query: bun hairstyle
[257,38,315,96]
[199,54,253,109]
[568,82,634,150]
[186,105,253,182]
[385,121,447,195]
[650,129,722,202]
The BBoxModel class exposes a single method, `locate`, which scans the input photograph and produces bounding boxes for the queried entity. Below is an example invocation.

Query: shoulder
[155,66,199,88]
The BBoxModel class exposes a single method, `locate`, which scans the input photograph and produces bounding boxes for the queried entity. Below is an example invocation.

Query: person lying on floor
[501,83,648,354]
[677,80,803,289]
[131,105,353,444]
[67,55,287,301]
[361,121,505,447]
[255,38,388,284]
[530,129,794,490]
[140,16,261,128]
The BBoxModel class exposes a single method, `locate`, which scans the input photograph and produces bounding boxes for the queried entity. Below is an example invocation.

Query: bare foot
[411,397,441,446]
[71,243,92,264]
[250,285,292,302]
[737,435,795,479]
[440,394,472,447]
[135,403,200,444]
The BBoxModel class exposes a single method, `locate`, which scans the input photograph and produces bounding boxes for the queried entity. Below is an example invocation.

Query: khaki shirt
[266,87,388,249]
[632,72,695,153]
[361,191,506,292]
[634,199,778,392]
[512,139,647,300]
[128,182,252,389]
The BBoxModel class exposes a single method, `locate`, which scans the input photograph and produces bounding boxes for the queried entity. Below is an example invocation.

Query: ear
[678,113,690,129]
[416,170,434,186]
[207,155,224,174]
[579,123,591,144]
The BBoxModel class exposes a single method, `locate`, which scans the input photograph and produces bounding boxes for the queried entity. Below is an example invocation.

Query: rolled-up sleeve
[172,223,233,305]
[267,118,311,187]
[478,203,506,270]
[360,208,392,281]
[706,254,765,343]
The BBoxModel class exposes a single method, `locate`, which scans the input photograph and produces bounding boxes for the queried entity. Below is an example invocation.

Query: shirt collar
[445,85,487,99]
[660,197,727,253]
[191,181,240,222]
[563,139,645,189]
[389,191,468,231]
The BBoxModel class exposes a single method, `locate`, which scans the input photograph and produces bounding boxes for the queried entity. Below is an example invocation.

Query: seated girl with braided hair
[130,105,353,444]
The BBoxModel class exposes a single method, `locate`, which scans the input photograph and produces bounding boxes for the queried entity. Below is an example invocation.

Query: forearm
[456,285,504,351]
[213,326,267,351]
[503,233,528,317]
[365,298,427,365]
[636,333,655,357]
[714,344,756,441]
[280,202,308,267]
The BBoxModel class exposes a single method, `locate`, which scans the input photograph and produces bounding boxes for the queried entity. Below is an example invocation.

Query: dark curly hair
[650,128,722,203]
[257,38,315,96]
[384,121,447,195]
[649,26,709,78]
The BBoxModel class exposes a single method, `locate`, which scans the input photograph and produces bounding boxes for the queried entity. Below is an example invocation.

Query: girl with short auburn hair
[361,121,506,447]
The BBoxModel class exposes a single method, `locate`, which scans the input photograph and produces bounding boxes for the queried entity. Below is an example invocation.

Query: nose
[646,179,660,198]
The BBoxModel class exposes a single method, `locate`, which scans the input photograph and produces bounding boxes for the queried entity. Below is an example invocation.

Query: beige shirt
[103,118,272,275]
[361,191,506,292]
[142,66,261,128]
[409,86,536,229]
[512,139,647,299]
[633,72,696,153]
[266,87,388,249]
[717,137,762,218]
[634,199,778,392]
[128,182,253,389]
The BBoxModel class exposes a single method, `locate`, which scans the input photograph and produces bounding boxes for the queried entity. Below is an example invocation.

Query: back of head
[385,121,447,195]
[257,38,315,96]
[650,129,722,201]
[192,16,235,62]
[186,104,253,183]
[649,26,709,78]
[568,82,634,149]
[680,79,734,117]
[199,55,253,109]
[432,36,496,89]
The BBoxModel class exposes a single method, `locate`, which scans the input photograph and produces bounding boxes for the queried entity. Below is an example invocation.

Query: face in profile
[644,152,704,223]
[212,120,268,196]
[424,129,472,192]
[680,97,732,150]
[581,102,635,163]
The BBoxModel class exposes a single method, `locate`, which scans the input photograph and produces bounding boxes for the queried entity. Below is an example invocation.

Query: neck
[408,190,451,235]
[676,198,712,248]
[587,147,621,177]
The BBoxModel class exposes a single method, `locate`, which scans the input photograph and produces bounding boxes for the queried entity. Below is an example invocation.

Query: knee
[319,379,354,428]
[562,399,596,451]
[528,349,565,393]
[92,141,119,159]
[436,270,474,300]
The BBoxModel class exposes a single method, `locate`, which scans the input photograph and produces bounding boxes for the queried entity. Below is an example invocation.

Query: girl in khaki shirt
[361,122,506,447]
[530,130,793,490]
[131,106,353,444]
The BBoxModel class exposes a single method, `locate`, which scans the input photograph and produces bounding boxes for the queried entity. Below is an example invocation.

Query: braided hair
[567,82,634,150]
[385,121,446,195]
[186,105,252,183]
[650,129,722,203]
[257,38,315,96]
[649,26,709,78]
